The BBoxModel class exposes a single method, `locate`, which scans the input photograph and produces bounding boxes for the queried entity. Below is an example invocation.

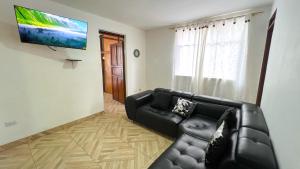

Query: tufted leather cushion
[178,115,217,141]
[149,134,209,169]
[136,105,183,138]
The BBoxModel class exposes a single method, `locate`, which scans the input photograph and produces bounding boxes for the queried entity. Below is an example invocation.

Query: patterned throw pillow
[172,98,195,118]
[205,121,229,167]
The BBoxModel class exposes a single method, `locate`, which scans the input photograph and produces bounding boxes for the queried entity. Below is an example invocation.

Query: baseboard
[0,111,104,152]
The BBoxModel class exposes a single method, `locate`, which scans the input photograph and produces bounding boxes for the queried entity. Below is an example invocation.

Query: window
[172,17,249,101]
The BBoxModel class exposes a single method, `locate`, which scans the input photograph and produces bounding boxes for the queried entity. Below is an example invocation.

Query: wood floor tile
[0,144,36,169]
[0,93,171,169]
[31,141,99,169]
[29,133,72,149]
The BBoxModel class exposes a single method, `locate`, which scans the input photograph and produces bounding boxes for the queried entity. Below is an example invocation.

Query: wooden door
[256,10,277,106]
[101,36,118,94]
[111,43,125,103]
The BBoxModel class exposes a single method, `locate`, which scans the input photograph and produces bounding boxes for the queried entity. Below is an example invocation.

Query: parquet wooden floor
[0,93,173,169]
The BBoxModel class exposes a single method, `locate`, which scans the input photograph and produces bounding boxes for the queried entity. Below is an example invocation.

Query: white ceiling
[51,0,273,30]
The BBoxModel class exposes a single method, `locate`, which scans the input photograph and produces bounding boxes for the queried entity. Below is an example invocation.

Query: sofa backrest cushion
[151,90,172,110]
[192,95,243,108]
[192,101,231,120]
[170,90,193,108]
[154,88,171,93]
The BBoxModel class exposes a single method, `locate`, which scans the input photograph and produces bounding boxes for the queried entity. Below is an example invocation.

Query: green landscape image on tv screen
[14,5,88,49]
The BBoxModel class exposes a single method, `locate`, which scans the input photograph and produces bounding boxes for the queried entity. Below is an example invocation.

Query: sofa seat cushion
[149,134,208,169]
[237,128,277,169]
[136,105,183,138]
[241,104,269,135]
[179,115,217,141]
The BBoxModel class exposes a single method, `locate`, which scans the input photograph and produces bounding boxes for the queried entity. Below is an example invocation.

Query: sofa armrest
[125,90,153,120]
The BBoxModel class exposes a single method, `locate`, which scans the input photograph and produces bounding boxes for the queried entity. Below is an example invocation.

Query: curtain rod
[170,9,264,30]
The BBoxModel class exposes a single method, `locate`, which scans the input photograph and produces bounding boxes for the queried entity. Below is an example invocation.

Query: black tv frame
[13,5,89,50]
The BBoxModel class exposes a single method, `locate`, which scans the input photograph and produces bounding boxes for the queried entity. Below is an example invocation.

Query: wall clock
[133,49,140,58]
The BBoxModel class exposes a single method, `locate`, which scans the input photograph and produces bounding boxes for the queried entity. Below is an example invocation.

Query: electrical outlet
[4,121,17,127]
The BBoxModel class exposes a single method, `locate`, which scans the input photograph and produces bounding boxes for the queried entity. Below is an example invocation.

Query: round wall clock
[133,49,140,58]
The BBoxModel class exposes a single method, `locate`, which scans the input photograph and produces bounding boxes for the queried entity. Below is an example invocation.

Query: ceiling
[51,0,273,30]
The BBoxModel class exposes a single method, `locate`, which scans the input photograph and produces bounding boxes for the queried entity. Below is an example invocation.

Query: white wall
[145,6,271,103]
[0,0,146,145]
[261,0,300,168]
[245,5,272,102]
[146,27,175,89]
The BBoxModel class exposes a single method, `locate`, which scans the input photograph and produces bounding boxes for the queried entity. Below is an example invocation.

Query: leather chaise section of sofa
[149,134,208,169]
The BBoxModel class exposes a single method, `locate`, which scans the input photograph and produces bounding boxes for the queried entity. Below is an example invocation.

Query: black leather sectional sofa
[125,88,278,169]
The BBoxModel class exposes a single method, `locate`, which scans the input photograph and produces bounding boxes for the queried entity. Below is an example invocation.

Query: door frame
[99,29,127,101]
[256,10,277,106]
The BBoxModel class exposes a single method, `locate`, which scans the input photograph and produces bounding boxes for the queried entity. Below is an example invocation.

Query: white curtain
[172,17,249,101]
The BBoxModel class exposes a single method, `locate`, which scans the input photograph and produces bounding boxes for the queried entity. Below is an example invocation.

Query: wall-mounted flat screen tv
[14,5,88,50]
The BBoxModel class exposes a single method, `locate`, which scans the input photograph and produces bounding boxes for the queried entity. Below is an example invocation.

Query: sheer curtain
[172,17,249,101]
[172,26,207,91]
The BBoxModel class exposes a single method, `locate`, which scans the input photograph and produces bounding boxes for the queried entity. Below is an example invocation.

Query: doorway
[99,30,126,104]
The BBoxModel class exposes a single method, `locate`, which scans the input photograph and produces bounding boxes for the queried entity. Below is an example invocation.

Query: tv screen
[14,5,88,50]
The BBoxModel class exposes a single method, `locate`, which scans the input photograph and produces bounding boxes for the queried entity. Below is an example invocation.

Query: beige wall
[0,0,146,145]
[145,6,272,103]
[145,27,175,90]
[261,0,300,168]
